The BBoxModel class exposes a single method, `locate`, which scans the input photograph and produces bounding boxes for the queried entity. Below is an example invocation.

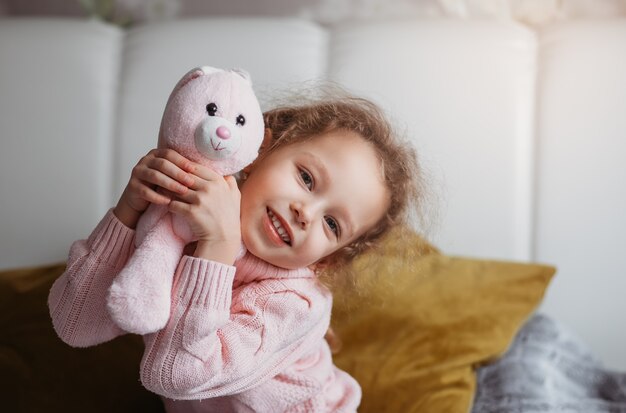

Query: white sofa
[1,16,625,369]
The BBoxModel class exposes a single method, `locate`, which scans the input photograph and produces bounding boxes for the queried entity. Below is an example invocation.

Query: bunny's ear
[198,66,223,76]
[171,66,223,95]
[171,67,203,95]
[229,68,252,85]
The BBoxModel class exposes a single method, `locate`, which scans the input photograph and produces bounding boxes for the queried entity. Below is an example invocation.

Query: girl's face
[240,130,389,270]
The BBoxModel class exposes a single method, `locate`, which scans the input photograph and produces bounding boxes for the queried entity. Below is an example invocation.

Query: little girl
[48,95,422,412]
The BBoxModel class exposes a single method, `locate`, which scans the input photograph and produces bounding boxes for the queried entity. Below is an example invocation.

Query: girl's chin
[242,227,316,270]
[245,242,304,270]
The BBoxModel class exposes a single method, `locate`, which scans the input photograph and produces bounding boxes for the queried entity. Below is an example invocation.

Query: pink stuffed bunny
[107,66,264,335]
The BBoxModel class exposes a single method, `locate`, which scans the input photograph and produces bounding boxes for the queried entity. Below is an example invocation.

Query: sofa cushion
[0,19,122,270]
[534,20,626,369]
[331,227,555,413]
[0,263,164,412]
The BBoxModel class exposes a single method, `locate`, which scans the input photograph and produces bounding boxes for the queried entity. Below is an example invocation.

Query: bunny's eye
[206,103,218,116]
[236,115,246,126]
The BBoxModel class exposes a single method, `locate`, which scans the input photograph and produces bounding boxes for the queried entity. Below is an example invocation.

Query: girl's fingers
[134,164,190,195]
[152,148,195,173]
[165,188,197,204]
[185,163,222,190]
[224,175,238,190]
[147,155,195,187]
[163,175,236,206]
[130,180,171,205]
[159,188,192,204]
[158,187,177,199]
[168,199,192,215]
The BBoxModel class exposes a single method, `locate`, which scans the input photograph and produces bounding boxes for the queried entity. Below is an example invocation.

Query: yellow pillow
[331,228,556,413]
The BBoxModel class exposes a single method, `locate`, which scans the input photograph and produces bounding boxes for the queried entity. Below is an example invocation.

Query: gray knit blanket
[472,314,626,412]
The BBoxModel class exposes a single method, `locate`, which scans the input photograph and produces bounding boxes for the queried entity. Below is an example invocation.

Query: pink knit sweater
[48,210,361,412]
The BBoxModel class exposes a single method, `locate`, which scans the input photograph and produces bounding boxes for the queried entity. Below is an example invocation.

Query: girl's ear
[243,128,273,175]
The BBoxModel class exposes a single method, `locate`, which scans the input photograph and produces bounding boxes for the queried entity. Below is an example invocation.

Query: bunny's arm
[107,205,185,335]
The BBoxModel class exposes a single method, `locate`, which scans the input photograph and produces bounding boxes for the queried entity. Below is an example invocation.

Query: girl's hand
[167,163,242,265]
[114,149,195,229]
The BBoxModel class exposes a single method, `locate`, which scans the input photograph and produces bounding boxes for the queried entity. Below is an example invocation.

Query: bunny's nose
[216,126,231,140]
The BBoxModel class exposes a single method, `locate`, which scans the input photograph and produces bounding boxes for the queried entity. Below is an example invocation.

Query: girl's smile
[264,207,293,246]
[240,130,390,270]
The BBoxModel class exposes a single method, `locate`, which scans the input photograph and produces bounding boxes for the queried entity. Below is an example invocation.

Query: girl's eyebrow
[301,152,356,239]
[301,152,330,184]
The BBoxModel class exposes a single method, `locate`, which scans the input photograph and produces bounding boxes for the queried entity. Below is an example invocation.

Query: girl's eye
[206,103,218,116]
[236,114,246,126]
[325,216,340,237]
[299,169,313,190]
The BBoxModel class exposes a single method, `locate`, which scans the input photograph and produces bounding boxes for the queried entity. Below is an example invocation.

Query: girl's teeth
[268,210,291,244]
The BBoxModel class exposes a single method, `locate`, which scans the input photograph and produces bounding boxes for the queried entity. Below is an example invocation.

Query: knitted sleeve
[48,209,136,347]
[140,255,331,400]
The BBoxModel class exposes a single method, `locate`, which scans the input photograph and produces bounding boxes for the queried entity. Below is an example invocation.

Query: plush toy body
[107,66,264,335]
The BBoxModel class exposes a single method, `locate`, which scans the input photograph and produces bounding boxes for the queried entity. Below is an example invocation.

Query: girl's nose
[291,202,313,229]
